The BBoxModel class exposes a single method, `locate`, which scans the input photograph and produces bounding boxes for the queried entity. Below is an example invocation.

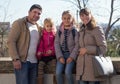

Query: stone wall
[0,57,14,73]
[0,57,120,84]
[112,57,120,74]
[0,57,120,74]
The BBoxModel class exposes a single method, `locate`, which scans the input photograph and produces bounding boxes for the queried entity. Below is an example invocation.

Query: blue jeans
[56,52,75,84]
[78,81,100,84]
[14,61,37,84]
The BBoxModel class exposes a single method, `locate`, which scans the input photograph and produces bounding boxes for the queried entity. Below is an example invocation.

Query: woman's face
[62,13,73,27]
[80,13,92,25]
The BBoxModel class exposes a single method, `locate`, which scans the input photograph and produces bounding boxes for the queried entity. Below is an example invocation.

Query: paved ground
[0,74,15,84]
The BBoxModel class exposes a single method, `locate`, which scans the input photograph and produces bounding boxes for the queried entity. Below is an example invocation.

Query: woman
[76,8,107,84]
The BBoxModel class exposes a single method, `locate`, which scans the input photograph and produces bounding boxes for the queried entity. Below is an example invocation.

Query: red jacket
[36,29,56,59]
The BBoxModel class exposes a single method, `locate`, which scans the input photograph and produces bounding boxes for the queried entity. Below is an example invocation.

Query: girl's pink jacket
[36,29,56,59]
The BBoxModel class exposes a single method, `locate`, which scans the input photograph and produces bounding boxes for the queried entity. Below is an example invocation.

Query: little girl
[36,18,56,84]
[55,10,79,84]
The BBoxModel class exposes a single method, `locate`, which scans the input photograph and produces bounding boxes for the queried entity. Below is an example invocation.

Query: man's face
[28,8,42,22]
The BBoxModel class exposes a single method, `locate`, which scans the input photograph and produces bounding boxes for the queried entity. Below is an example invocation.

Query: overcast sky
[0,0,120,25]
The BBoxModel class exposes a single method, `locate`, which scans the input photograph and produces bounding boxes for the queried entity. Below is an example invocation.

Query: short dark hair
[29,4,42,11]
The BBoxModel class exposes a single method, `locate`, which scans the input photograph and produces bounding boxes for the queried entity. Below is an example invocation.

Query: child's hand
[37,52,42,56]
[59,57,65,64]
[46,50,52,55]
[66,57,73,64]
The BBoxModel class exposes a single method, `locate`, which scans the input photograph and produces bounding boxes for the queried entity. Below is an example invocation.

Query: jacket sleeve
[85,26,107,55]
[54,30,63,60]
[69,30,79,60]
[7,20,21,60]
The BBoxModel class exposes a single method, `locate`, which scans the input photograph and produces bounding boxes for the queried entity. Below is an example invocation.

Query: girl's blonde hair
[62,10,76,26]
[43,18,54,28]
[43,18,56,32]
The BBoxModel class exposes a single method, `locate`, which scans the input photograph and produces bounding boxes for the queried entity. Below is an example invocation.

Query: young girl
[36,18,56,84]
[76,8,107,84]
[55,10,79,84]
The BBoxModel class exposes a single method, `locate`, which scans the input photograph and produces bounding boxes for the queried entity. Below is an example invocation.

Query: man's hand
[13,60,21,70]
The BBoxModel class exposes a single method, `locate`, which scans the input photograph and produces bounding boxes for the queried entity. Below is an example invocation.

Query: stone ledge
[0,57,13,73]
[0,57,12,61]
[0,57,120,74]
[111,57,120,74]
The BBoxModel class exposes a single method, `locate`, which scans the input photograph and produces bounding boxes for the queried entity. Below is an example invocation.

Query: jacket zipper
[80,27,86,80]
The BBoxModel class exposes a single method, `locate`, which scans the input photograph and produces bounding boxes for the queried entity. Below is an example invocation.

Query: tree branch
[105,0,114,39]
[110,18,120,28]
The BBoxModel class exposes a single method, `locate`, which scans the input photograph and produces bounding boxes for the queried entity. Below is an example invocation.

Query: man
[7,4,42,84]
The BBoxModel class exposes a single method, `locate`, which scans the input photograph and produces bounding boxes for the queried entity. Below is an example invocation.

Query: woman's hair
[79,8,97,30]
[43,18,54,28]
[62,10,76,26]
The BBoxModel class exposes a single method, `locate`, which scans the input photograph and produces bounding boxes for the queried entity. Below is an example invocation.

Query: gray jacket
[76,26,107,81]
[54,26,79,60]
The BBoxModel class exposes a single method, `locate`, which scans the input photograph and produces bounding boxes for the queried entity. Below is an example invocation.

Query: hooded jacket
[36,29,56,59]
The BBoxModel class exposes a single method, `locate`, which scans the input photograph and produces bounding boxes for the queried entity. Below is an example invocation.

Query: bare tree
[61,0,89,24]
[0,0,11,56]
[63,0,120,39]
[105,0,120,39]
[62,0,89,10]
